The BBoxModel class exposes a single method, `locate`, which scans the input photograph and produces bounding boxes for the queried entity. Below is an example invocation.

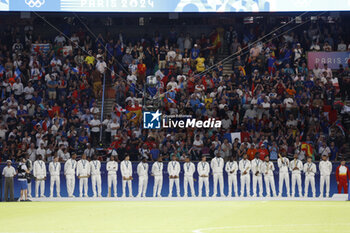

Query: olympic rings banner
[307,52,350,70]
[1,0,350,12]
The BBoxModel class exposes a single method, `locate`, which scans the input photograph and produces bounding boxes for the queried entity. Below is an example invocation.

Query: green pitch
[1,201,350,233]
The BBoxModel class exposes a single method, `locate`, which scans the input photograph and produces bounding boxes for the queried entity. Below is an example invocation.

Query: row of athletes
[22,152,349,199]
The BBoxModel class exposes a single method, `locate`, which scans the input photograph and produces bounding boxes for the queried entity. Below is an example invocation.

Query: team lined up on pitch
[9,151,349,201]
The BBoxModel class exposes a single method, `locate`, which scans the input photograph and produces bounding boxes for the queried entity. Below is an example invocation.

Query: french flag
[115,105,128,117]
[111,67,116,79]
[166,96,177,104]
[130,112,137,120]
[336,121,346,136]
[15,68,21,78]
[71,66,79,73]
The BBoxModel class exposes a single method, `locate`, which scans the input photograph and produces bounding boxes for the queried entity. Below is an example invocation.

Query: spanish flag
[238,66,246,76]
[211,32,221,50]
[301,142,314,158]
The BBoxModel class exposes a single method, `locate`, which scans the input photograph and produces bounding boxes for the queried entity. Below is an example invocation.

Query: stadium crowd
[0,16,349,165]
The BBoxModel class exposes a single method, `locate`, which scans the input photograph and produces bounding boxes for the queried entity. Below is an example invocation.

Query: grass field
[1,201,350,233]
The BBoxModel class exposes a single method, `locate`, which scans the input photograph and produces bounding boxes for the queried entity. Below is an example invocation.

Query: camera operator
[17,157,31,201]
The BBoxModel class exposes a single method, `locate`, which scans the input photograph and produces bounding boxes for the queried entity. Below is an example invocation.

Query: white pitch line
[192,223,350,233]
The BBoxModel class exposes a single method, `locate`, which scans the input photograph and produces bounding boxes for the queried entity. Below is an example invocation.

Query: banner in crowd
[307,52,350,70]
[31,44,51,56]
[1,0,350,12]
[62,46,73,57]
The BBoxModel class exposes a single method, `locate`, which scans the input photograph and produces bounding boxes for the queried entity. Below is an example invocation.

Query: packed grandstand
[0,14,349,164]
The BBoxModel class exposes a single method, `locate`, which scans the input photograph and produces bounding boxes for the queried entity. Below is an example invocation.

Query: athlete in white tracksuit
[76,154,90,197]
[278,155,290,197]
[251,153,263,197]
[152,157,163,197]
[319,155,332,198]
[33,155,46,198]
[197,155,210,197]
[239,154,251,197]
[289,153,303,197]
[183,157,196,197]
[120,155,133,197]
[137,158,149,197]
[225,156,238,197]
[49,155,61,197]
[210,153,225,197]
[303,156,317,198]
[106,155,118,197]
[167,155,181,197]
[64,154,77,197]
[90,156,102,197]
[261,155,277,197]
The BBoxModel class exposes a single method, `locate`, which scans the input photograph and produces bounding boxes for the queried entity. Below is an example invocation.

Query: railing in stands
[99,73,106,142]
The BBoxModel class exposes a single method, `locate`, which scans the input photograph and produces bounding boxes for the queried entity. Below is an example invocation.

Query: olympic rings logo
[25,0,45,8]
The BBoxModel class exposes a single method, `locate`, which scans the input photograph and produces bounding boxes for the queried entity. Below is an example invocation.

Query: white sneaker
[49,195,53,198]
[168,195,172,198]
[92,195,96,198]
[183,194,188,198]
[235,193,239,197]
[84,195,88,198]
[121,195,125,198]
[252,194,257,197]
[40,195,45,198]
[98,195,102,198]
[278,194,282,197]
[326,195,329,198]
